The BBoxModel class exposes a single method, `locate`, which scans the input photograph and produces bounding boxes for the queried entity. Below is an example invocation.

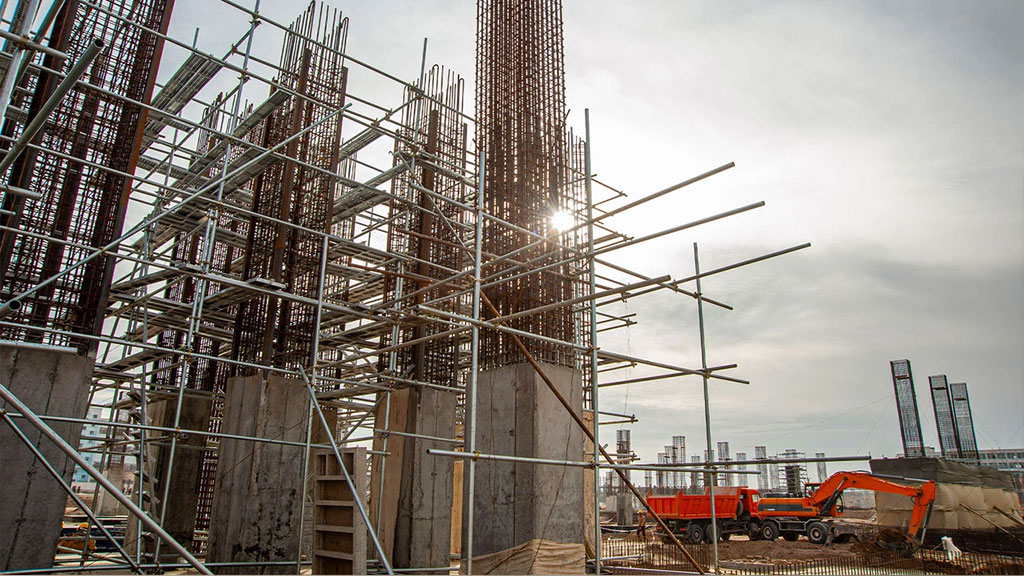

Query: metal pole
[585,109,602,574]
[297,231,330,571]
[464,148,484,574]
[0,36,103,176]
[0,0,42,125]
[0,409,142,573]
[694,242,719,574]
[152,5,259,559]
[0,381,212,575]
[298,367,394,575]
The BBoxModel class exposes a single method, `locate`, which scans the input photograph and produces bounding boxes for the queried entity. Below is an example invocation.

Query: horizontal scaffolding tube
[428,449,761,474]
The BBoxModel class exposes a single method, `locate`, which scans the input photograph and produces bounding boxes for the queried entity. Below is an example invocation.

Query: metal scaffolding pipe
[0,37,103,176]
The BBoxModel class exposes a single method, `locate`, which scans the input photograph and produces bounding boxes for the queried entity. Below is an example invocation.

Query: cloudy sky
[159,1,1023,471]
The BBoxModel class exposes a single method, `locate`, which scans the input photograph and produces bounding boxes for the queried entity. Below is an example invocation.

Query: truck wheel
[748,525,762,540]
[759,521,779,542]
[807,521,828,545]
[687,523,705,544]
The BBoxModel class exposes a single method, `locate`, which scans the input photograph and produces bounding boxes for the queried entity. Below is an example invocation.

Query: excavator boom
[810,471,937,541]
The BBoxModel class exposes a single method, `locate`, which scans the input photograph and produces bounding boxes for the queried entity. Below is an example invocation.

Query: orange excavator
[755,471,937,546]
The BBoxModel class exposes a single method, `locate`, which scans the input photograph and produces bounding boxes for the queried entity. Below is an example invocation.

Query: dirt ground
[710,537,859,562]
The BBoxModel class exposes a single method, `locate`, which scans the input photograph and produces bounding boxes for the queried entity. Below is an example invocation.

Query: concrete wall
[206,374,310,574]
[466,362,584,558]
[0,345,94,571]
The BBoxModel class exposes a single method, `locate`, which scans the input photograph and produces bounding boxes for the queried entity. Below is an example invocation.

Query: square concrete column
[124,394,211,562]
[0,345,94,571]
[206,374,310,574]
[369,386,456,569]
[465,361,584,572]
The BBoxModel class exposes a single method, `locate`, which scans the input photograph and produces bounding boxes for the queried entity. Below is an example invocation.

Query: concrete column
[125,394,211,562]
[0,344,94,571]
[466,361,584,571]
[206,374,310,574]
[369,386,456,569]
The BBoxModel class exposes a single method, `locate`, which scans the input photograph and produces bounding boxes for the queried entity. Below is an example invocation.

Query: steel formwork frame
[0,1,813,574]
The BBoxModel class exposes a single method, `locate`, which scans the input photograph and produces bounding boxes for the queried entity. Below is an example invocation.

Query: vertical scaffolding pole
[299,367,394,576]
[694,242,720,574]
[463,148,484,574]
[585,109,601,574]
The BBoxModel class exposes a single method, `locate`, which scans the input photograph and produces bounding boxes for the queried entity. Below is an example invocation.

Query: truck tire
[687,523,705,544]
[759,521,779,542]
[807,521,828,545]
[748,524,762,541]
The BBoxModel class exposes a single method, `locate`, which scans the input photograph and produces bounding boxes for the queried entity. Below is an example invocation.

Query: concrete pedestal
[465,362,584,567]
[125,394,211,562]
[206,374,310,574]
[0,345,94,571]
[369,386,456,569]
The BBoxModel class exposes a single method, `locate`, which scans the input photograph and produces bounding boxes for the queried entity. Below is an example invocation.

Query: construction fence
[601,537,1024,575]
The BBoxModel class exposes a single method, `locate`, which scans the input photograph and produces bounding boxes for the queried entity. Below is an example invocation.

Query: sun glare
[549,209,574,232]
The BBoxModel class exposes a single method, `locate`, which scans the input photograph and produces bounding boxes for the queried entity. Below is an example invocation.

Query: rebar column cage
[380,64,468,390]
[475,0,590,375]
[0,0,174,350]
[232,4,348,373]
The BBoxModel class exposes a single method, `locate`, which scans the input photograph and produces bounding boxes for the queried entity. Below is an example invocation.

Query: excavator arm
[810,471,937,542]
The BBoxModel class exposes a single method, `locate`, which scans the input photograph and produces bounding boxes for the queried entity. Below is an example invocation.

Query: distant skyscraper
[755,445,769,491]
[656,453,668,489]
[929,375,961,458]
[665,445,675,488]
[815,452,827,482]
[736,452,748,487]
[672,436,686,489]
[890,359,925,458]
[690,455,702,490]
[949,382,979,461]
[717,442,731,486]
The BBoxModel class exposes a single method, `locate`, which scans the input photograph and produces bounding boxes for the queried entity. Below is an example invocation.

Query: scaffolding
[0,0,814,574]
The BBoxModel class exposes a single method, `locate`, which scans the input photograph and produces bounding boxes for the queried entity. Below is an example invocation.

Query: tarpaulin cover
[870,458,1023,530]
[460,538,586,575]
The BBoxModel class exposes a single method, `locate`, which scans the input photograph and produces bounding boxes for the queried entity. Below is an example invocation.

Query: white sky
[159,1,1024,472]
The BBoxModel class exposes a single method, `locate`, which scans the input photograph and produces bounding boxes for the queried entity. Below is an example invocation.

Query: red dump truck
[645,486,761,544]
[648,471,937,546]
